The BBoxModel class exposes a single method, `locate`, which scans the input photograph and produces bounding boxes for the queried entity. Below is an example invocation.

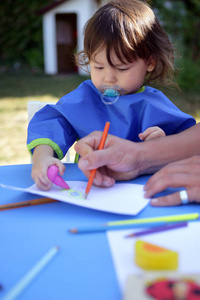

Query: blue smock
[27,80,196,160]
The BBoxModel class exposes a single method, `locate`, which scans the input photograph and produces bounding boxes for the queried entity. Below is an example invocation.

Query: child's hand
[31,145,65,190]
[32,157,65,191]
[139,126,166,141]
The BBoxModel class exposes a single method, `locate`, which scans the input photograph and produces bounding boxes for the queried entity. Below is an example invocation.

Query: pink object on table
[47,165,70,189]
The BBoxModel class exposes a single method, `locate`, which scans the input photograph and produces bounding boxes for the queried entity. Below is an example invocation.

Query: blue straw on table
[2,246,59,300]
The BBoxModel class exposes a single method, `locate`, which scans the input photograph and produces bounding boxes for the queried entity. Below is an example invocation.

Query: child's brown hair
[76,0,175,86]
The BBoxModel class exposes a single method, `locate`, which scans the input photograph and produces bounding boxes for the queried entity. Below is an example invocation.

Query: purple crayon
[47,165,70,189]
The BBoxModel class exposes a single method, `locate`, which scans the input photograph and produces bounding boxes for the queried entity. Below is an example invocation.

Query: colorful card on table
[107,221,200,294]
[123,273,200,300]
[0,181,150,215]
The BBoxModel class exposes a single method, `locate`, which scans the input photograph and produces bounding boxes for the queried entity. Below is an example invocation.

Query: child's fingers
[139,127,165,141]
[139,127,155,140]
[35,174,52,191]
[144,130,165,141]
[55,161,65,176]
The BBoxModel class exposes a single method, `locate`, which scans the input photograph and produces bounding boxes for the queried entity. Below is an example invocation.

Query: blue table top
[1,164,199,300]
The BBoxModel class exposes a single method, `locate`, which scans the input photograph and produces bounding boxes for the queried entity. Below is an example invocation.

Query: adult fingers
[144,172,198,198]
[93,169,115,187]
[148,157,200,185]
[150,185,200,206]
[75,131,103,157]
[79,166,115,188]
[78,147,114,171]
[144,160,200,197]
[150,191,183,206]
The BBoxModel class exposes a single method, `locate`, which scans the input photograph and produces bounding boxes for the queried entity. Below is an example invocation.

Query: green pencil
[107,213,199,226]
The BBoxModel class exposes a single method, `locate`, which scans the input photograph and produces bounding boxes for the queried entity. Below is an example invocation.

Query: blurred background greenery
[0,0,200,165]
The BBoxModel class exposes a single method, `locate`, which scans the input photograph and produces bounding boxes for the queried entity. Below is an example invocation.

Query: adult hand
[74,131,142,187]
[144,156,200,206]
[75,124,200,191]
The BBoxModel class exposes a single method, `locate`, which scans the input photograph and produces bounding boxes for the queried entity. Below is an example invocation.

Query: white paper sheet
[0,181,150,215]
[107,222,200,294]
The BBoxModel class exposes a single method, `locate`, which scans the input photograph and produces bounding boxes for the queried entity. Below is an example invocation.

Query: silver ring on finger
[179,190,189,205]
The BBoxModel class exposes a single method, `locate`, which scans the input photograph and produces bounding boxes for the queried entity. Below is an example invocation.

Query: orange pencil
[0,197,57,211]
[84,122,110,199]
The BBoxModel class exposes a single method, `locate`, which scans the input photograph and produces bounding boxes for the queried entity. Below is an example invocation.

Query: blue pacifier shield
[98,85,125,104]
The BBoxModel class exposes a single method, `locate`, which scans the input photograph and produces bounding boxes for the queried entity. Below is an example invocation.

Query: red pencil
[84,122,110,199]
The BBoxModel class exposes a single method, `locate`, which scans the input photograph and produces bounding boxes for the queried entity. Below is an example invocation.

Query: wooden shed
[39,0,103,75]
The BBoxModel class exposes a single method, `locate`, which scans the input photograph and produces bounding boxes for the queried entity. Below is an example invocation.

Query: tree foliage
[0,0,200,89]
[151,0,200,60]
[151,0,200,89]
[0,0,50,70]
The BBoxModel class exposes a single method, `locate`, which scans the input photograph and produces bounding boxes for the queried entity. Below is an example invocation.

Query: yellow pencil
[84,122,110,199]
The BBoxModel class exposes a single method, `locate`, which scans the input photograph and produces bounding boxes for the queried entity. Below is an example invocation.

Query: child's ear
[147,56,156,72]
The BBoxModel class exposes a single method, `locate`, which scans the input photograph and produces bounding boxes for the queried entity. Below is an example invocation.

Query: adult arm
[75,123,200,187]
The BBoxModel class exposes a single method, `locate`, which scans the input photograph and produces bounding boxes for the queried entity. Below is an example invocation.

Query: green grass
[0,72,199,165]
[0,73,87,165]
[0,73,88,98]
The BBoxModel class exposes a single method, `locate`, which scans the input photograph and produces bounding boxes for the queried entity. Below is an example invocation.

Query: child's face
[90,47,155,95]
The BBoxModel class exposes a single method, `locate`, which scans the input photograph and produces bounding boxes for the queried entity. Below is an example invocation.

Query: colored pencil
[69,221,170,234]
[107,213,199,226]
[69,213,199,234]
[2,246,59,300]
[84,121,110,199]
[0,197,57,211]
[125,221,188,238]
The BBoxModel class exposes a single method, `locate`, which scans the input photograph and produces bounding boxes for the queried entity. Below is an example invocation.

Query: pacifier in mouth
[98,85,125,105]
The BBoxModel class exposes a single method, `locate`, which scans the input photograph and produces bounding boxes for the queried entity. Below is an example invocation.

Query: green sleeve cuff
[27,138,64,160]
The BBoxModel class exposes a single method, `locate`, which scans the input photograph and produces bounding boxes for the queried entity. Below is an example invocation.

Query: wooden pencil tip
[69,228,78,234]
[125,234,135,238]
[84,193,88,199]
